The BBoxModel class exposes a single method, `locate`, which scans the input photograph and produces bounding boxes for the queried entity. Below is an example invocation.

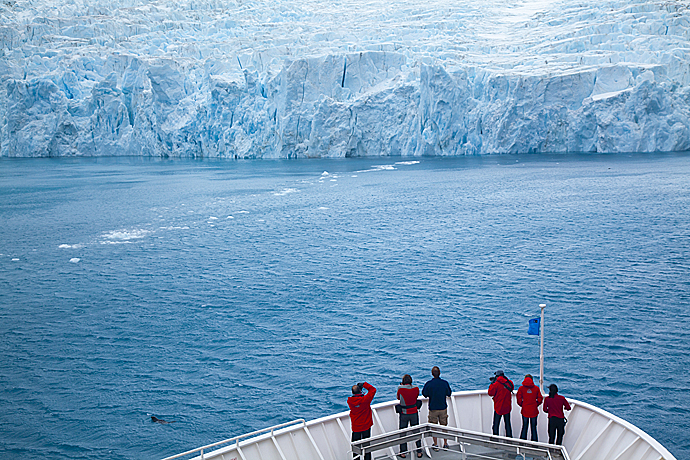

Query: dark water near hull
[1,153,689,460]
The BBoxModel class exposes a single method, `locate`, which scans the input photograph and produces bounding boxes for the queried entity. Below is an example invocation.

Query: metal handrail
[160,419,306,460]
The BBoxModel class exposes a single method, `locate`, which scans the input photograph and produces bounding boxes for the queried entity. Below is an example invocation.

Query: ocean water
[1,153,689,460]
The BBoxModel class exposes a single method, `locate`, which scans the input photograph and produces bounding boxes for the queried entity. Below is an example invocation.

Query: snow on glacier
[0,0,689,158]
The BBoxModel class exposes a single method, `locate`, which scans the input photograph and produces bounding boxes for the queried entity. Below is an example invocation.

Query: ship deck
[354,423,566,460]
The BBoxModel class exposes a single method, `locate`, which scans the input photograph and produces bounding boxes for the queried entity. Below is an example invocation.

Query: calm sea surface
[1,153,689,460]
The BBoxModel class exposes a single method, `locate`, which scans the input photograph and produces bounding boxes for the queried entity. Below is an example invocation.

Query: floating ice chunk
[395,161,420,166]
[101,229,151,241]
[208,216,218,220]
[356,165,397,173]
[321,171,330,176]
[59,244,82,249]
[274,188,298,196]
[237,211,249,214]
[12,258,19,261]
[69,258,81,263]
[227,216,234,219]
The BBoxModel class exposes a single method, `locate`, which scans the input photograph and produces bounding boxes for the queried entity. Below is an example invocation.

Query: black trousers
[548,417,566,445]
[352,428,372,460]
[492,412,512,437]
[520,415,538,441]
[399,412,422,455]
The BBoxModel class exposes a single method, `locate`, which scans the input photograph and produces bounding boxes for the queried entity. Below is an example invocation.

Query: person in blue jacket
[422,366,452,450]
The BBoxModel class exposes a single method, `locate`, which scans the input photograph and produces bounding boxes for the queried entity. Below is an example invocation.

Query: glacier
[1,0,689,158]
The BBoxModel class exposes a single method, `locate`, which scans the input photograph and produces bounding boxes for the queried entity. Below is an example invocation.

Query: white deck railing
[161,390,676,460]
[160,419,306,460]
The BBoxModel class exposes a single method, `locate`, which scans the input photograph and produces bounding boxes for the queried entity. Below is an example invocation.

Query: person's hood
[521,376,535,387]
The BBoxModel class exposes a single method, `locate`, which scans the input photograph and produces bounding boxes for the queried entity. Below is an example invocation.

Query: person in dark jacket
[488,370,514,437]
[543,383,571,445]
[516,374,543,441]
[396,374,422,458]
[348,382,377,460]
[422,366,452,450]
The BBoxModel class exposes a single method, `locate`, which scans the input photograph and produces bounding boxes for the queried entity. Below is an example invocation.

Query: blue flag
[528,317,540,335]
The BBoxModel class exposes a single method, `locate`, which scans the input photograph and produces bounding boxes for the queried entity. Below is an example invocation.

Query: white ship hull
[164,390,676,460]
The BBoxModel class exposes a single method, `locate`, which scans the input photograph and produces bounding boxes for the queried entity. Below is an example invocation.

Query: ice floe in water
[273,188,299,196]
[101,229,151,244]
[69,258,81,263]
[356,165,397,173]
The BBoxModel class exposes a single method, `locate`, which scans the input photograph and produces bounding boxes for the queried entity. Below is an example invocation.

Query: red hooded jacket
[516,376,543,418]
[488,375,514,415]
[348,382,377,432]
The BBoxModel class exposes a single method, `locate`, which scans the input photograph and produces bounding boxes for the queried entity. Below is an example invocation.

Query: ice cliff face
[1,0,689,158]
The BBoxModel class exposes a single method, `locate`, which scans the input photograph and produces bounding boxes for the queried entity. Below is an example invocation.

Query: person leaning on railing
[543,384,571,445]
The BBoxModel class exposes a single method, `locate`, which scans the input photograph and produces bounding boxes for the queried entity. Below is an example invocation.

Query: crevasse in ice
[1,0,689,158]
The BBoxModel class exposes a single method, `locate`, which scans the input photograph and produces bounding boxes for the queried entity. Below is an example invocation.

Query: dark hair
[402,374,412,385]
[525,374,533,380]
[431,366,440,378]
[548,384,558,398]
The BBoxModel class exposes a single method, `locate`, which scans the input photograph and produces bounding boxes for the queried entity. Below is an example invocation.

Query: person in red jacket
[543,383,571,445]
[348,382,377,460]
[488,370,514,437]
[516,374,543,441]
[396,374,422,458]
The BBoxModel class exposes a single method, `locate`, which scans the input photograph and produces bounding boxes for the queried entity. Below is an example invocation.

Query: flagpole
[539,303,546,394]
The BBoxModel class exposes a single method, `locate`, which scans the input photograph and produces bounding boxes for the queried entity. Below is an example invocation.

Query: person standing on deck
[396,374,422,458]
[488,370,514,437]
[422,366,452,450]
[348,382,377,460]
[543,383,571,445]
[516,374,543,441]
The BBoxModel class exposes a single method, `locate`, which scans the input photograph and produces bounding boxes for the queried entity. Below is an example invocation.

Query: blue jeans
[492,412,512,437]
[520,415,538,441]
